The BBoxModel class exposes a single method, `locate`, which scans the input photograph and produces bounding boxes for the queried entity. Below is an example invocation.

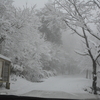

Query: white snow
[8,74,93,95]
[0,54,11,62]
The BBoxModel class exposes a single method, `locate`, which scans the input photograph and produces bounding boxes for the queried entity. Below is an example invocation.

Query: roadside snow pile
[9,75,93,95]
[20,66,57,82]
[11,64,57,82]
[11,64,24,77]
[13,64,24,72]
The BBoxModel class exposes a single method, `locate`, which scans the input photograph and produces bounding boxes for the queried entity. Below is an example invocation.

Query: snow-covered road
[1,74,100,99]
[21,90,100,99]
[10,74,92,95]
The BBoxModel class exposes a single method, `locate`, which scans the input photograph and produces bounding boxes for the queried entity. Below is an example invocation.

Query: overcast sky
[13,0,49,9]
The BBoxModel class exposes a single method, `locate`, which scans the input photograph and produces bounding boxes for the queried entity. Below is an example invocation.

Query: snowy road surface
[1,74,100,99]
[11,75,92,95]
[20,75,100,99]
[21,90,100,99]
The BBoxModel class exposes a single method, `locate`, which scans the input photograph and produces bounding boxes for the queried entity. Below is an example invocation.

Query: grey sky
[13,0,49,9]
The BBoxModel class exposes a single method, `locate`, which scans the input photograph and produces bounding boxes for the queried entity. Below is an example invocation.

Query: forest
[0,0,100,95]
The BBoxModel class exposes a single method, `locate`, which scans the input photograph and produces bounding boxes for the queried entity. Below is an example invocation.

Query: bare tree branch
[89,39,98,48]
[55,0,70,13]
[82,27,94,61]
[85,24,100,40]
[55,0,100,42]
[63,19,85,38]
[68,0,83,18]
[45,4,52,11]
[69,0,100,41]
[93,0,100,9]
[74,50,89,56]
[81,40,86,45]
[95,53,100,61]
[55,0,80,22]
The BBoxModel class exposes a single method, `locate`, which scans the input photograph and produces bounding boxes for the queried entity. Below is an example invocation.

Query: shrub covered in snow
[21,67,57,82]
[11,64,24,76]
[22,67,43,82]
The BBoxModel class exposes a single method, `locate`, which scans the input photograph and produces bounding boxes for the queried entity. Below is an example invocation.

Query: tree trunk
[92,61,97,94]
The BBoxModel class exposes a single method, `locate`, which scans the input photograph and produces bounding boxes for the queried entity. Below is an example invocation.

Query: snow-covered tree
[10,5,54,79]
[45,0,100,94]
[38,4,64,45]
[0,0,55,81]
[0,0,14,54]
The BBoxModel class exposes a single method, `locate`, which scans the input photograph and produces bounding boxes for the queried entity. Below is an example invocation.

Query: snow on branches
[74,50,89,56]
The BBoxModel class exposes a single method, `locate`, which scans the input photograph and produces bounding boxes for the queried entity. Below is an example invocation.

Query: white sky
[13,0,49,9]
